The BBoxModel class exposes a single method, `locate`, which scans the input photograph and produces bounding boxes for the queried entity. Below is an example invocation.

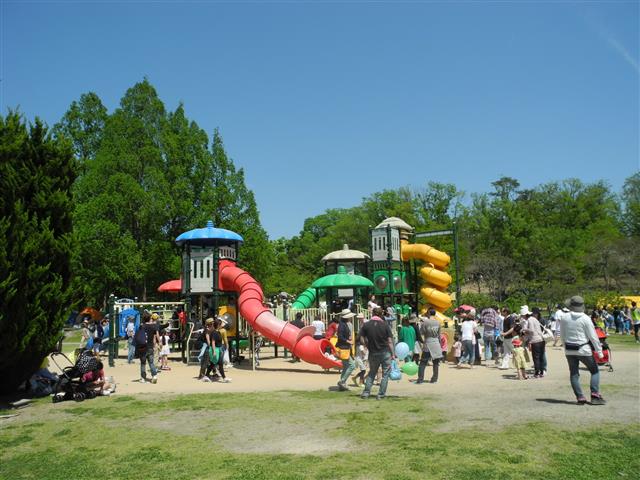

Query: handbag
[335,347,350,361]
[389,360,402,381]
[208,346,221,364]
[541,327,554,343]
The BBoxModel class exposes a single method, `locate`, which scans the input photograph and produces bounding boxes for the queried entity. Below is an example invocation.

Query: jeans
[339,357,356,384]
[483,335,497,361]
[127,338,135,363]
[417,350,440,383]
[139,348,157,379]
[500,338,513,369]
[460,340,475,365]
[566,355,600,399]
[530,341,545,375]
[623,320,631,334]
[363,351,392,397]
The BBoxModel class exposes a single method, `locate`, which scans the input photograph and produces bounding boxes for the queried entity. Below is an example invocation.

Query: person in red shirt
[325,317,339,340]
[81,362,113,395]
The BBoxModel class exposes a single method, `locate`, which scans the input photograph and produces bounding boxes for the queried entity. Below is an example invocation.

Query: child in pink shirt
[439,333,449,363]
[453,335,462,365]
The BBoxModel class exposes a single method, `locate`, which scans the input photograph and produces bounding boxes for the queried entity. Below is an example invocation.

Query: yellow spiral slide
[401,241,453,320]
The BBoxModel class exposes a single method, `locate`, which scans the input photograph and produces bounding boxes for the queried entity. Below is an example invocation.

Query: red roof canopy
[157,279,182,293]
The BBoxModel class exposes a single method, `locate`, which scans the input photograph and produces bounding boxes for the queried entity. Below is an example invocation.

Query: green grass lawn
[1,391,638,480]
[604,333,639,350]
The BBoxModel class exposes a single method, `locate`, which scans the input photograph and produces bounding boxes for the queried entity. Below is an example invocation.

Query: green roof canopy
[311,266,374,289]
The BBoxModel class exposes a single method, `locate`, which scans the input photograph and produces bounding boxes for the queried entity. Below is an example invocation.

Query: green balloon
[401,361,419,376]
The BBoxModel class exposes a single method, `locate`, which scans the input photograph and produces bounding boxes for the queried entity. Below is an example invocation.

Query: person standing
[416,308,443,384]
[499,308,516,370]
[631,302,640,343]
[358,307,396,400]
[383,306,398,343]
[138,312,159,384]
[552,304,564,347]
[93,319,104,355]
[125,315,136,364]
[560,296,606,405]
[398,317,416,362]
[481,306,499,364]
[458,311,477,368]
[367,294,378,315]
[290,312,305,362]
[336,309,356,391]
[79,319,91,352]
[524,310,546,378]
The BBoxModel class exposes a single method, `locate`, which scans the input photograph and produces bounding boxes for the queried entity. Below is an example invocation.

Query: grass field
[1,390,638,480]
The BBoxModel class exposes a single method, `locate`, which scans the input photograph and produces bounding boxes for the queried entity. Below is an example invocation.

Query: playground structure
[105,217,455,370]
[292,216,455,323]
[171,221,341,370]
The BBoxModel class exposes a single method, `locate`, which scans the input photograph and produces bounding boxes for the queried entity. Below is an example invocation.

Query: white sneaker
[201,376,212,382]
[151,376,158,384]
[140,378,147,383]
[221,378,231,383]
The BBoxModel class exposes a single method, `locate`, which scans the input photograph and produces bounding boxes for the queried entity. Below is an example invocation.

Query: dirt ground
[66,343,640,431]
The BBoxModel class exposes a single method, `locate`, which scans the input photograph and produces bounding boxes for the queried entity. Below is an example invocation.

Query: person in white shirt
[311,315,325,340]
[457,310,477,368]
[560,295,605,405]
[552,304,564,347]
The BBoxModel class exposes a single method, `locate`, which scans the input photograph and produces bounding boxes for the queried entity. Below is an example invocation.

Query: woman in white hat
[559,296,605,405]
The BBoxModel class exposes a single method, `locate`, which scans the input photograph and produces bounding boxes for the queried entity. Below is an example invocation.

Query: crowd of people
[66,295,637,406]
[323,295,639,405]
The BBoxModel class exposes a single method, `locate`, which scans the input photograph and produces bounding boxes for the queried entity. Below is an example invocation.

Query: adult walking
[138,312,159,384]
[358,307,396,400]
[458,311,477,368]
[416,309,443,384]
[336,309,356,391]
[524,309,546,378]
[560,296,606,405]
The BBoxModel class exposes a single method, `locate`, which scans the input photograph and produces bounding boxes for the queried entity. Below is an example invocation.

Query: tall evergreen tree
[0,112,76,393]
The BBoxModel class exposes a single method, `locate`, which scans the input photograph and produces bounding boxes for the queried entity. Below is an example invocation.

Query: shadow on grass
[535,398,580,405]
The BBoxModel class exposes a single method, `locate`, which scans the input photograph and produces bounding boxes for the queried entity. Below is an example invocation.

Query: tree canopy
[0,112,76,393]
[57,79,271,307]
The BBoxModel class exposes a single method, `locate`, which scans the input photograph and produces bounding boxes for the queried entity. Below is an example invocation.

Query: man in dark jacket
[358,307,396,400]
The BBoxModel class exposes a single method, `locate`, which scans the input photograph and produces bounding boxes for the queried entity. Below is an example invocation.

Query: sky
[2,0,639,239]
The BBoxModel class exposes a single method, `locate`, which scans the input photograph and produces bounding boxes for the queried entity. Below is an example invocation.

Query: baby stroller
[50,349,100,402]
[593,326,613,372]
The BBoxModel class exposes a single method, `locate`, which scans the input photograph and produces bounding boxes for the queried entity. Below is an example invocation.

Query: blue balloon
[395,342,410,360]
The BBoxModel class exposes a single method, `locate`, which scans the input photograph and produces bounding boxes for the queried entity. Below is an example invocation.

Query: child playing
[512,337,528,380]
[351,344,368,386]
[453,335,462,365]
[81,361,114,395]
[159,329,171,370]
[253,331,263,367]
[439,333,449,364]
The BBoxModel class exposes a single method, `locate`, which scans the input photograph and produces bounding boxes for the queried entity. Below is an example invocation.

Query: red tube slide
[218,260,342,369]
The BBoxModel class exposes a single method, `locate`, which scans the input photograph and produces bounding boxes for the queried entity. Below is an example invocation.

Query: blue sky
[2,1,638,239]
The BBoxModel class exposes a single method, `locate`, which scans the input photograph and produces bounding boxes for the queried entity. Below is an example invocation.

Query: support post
[453,220,461,307]
[108,294,116,367]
